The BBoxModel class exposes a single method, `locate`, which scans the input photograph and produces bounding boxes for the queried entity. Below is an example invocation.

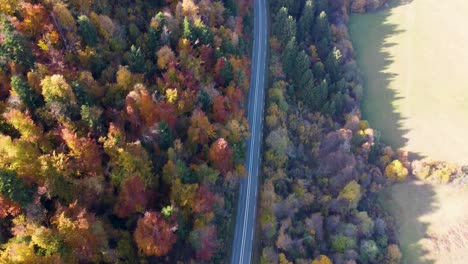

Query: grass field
[380,180,468,264]
[350,1,468,263]
[349,0,468,164]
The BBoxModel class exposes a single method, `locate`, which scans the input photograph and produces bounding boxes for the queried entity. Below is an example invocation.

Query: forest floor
[349,0,468,164]
[380,179,468,263]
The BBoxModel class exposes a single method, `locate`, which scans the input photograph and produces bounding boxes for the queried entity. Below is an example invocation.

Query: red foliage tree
[199,44,214,70]
[114,175,153,218]
[52,201,107,261]
[0,194,21,219]
[208,138,233,175]
[125,84,177,130]
[193,185,214,214]
[214,57,227,85]
[190,225,219,261]
[211,95,229,123]
[155,101,177,128]
[134,211,177,256]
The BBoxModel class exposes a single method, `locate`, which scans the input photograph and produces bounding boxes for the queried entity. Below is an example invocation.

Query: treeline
[0,0,252,262]
[259,1,407,263]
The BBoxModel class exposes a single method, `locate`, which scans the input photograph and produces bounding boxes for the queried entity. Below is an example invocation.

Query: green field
[349,0,468,164]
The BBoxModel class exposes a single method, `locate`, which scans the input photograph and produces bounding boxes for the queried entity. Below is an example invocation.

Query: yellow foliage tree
[0,135,42,179]
[279,253,292,264]
[385,160,408,182]
[182,0,199,18]
[41,74,77,106]
[166,88,178,104]
[311,255,333,264]
[0,215,63,263]
[53,2,77,32]
[157,45,176,70]
[338,180,361,208]
[3,109,42,142]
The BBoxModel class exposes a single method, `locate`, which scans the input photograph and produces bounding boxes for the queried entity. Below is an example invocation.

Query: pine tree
[128,45,146,74]
[282,38,298,79]
[273,7,297,45]
[297,0,315,44]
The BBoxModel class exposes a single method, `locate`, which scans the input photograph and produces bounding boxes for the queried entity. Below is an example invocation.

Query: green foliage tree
[128,45,146,74]
[297,0,315,44]
[331,234,356,253]
[360,240,379,263]
[77,15,98,47]
[0,16,35,70]
[11,75,40,110]
[282,38,298,79]
[339,180,361,209]
[0,169,34,207]
[273,7,297,45]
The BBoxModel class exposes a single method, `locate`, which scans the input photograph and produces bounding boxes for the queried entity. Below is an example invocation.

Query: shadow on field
[349,0,424,161]
[353,1,438,263]
[379,179,437,264]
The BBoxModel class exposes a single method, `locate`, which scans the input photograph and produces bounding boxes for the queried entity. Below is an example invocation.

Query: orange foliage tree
[60,127,102,176]
[208,138,233,175]
[52,201,108,262]
[187,110,215,145]
[0,194,21,219]
[134,211,177,256]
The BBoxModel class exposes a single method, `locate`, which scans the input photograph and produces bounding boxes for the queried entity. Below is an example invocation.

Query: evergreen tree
[282,38,298,79]
[148,12,165,53]
[193,21,214,46]
[183,17,193,41]
[273,7,297,45]
[77,15,98,47]
[293,50,311,86]
[128,45,146,74]
[315,0,329,15]
[325,47,342,82]
[313,11,331,43]
[224,0,238,17]
[297,0,315,44]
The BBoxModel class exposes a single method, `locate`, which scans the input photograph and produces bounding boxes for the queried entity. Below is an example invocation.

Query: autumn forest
[0,0,251,262]
[2,0,458,263]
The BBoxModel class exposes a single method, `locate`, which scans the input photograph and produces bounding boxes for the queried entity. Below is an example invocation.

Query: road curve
[231,0,267,263]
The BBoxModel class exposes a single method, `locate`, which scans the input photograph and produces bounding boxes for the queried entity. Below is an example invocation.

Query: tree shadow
[379,179,438,264]
[348,0,424,161]
[350,1,444,263]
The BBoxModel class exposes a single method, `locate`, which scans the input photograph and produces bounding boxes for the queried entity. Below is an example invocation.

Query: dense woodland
[259,1,409,263]
[0,0,252,262]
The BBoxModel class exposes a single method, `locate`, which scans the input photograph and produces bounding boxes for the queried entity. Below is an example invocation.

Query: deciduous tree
[208,138,233,175]
[134,211,177,256]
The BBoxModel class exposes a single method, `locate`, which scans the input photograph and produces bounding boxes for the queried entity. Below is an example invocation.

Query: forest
[259,0,407,263]
[0,0,252,262]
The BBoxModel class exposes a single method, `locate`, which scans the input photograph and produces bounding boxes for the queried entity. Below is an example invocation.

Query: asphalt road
[230,0,267,263]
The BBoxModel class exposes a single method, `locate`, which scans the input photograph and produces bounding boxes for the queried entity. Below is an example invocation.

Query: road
[230,0,267,263]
